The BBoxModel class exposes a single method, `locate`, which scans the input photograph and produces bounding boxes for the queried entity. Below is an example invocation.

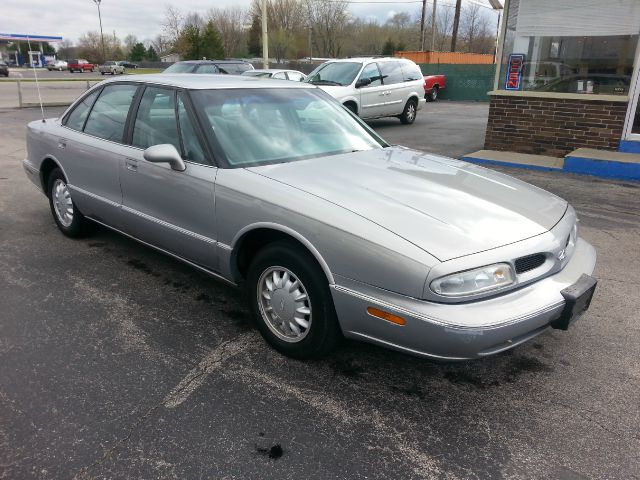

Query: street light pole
[93,0,106,64]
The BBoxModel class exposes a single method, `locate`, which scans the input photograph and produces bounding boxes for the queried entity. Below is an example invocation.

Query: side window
[359,63,383,87]
[65,89,99,131]
[83,84,137,142]
[379,61,404,85]
[273,72,287,79]
[196,64,219,74]
[177,93,206,164]
[132,87,180,152]
[287,72,305,82]
[400,60,423,81]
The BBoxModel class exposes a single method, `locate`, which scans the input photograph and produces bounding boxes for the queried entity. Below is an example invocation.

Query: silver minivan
[305,57,425,124]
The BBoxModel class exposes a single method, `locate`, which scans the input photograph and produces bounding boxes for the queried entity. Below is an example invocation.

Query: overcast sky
[2,0,498,44]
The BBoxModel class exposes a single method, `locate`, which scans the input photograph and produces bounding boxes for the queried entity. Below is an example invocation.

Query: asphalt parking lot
[1,104,639,479]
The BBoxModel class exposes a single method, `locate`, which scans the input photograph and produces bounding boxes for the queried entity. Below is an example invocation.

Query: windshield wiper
[310,80,342,86]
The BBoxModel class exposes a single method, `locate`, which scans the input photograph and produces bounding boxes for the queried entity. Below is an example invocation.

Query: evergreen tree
[145,46,159,61]
[129,42,146,61]
[382,39,396,56]
[200,21,225,59]
[179,25,202,60]
[247,13,261,57]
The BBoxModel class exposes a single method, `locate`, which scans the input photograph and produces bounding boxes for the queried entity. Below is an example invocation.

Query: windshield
[163,63,196,73]
[191,88,386,167]
[305,62,361,86]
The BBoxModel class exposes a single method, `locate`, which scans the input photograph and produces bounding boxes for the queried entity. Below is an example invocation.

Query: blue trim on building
[0,33,63,42]
[619,140,640,153]
[461,156,563,172]
[461,154,640,181]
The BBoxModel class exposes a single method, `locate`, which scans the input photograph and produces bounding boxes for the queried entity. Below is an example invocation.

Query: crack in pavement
[72,332,258,479]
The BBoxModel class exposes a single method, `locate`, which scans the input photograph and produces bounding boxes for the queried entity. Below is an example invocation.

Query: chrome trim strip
[68,184,120,208]
[86,217,237,287]
[121,205,217,245]
[331,284,564,330]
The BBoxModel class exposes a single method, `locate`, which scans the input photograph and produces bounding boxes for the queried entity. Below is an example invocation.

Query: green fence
[419,63,496,101]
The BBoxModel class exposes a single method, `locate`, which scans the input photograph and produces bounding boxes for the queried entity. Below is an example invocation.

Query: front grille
[515,253,546,274]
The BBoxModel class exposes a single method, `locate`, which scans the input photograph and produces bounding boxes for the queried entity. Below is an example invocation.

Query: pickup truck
[424,74,446,101]
[68,59,96,73]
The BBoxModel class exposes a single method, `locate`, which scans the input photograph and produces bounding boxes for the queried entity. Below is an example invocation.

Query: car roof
[325,57,402,63]
[100,73,315,90]
[174,60,253,65]
[249,69,299,73]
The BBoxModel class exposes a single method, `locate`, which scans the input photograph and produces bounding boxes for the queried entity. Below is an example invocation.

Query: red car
[68,59,96,73]
[424,74,446,101]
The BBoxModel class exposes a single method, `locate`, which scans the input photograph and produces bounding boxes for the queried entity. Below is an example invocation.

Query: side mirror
[143,144,186,171]
[355,77,372,88]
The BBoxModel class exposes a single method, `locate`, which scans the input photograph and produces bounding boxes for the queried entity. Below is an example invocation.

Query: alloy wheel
[52,179,74,227]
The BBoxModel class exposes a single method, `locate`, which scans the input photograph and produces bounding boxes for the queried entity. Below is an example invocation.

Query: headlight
[430,263,515,297]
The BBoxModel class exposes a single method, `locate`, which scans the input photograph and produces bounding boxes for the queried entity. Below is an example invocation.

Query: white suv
[305,57,425,124]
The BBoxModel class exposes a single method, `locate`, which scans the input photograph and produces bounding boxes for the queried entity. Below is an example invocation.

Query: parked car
[241,69,307,81]
[46,60,68,71]
[99,61,126,75]
[23,75,597,361]
[0,60,8,77]
[305,57,425,124]
[423,74,446,101]
[120,61,138,69]
[68,59,96,73]
[163,60,254,75]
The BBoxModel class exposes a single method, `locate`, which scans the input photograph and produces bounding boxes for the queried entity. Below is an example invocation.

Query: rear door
[119,86,219,269]
[61,83,139,228]
[357,62,388,118]
[379,61,406,115]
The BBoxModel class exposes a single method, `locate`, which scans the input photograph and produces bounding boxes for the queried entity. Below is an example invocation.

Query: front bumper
[331,237,596,360]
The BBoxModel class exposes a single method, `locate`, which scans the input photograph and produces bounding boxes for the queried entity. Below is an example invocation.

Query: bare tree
[162,5,184,49]
[436,6,453,51]
[208,7,248,57]
[305,0,350,58]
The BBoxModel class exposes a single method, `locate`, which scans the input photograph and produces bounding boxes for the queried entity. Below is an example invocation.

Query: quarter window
[83,84,137,142]
[379,61,404,85]
[359,63,383,87]
[65,90,99,131]
[133,87,180,152]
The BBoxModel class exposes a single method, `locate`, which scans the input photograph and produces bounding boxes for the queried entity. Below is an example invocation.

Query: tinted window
[196,64,219,74]
[359,63,383,87]
[222,63,252,73]
[65,90,99,131]
[83,84,137,142]
[379,61,403,85]
[133,87,180,151]
[177,93,206,163]
[400,60,422,81]
[163,62,196,73]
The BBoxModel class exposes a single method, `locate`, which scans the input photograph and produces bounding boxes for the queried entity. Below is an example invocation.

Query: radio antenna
[26,36,46,123]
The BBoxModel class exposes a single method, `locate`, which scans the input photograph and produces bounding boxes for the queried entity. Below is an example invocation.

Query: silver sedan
[23,74,597,360]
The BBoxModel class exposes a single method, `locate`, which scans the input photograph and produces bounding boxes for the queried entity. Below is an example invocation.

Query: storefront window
[498,0,640,95]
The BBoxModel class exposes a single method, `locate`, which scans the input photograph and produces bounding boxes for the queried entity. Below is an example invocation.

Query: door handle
[57,139,67,149]
[125,159,138,172]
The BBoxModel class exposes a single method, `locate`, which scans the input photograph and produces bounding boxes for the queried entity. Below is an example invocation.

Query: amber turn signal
[367,307,406,325]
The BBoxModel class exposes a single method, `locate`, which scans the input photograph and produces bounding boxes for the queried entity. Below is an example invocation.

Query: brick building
[485,0,640,157]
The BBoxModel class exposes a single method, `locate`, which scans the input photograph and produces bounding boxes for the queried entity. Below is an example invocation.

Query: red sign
[505,54,525,91]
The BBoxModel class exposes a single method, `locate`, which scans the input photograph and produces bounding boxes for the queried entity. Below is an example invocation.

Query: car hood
[248,147,568,261]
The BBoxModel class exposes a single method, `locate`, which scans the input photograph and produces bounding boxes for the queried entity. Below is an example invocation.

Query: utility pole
[92,0,106,63]
[261,0,269,69]
[430,0,437,51]
[451,0,462,52]
[419,0,427,51]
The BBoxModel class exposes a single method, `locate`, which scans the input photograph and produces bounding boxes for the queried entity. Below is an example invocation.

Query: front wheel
[399,98,418,125]
[47,168,92,238]
[246,242,341,359]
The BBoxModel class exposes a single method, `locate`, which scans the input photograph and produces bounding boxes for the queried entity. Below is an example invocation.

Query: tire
[47,168,92,238]
[101,72,105,75]
[426,86,439,102]
[399,98,418,125]
[343,102,357,115]
[246,241,341,359]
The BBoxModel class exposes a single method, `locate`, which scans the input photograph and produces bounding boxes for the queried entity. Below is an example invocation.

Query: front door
[357,62,388,119]
[120,87,219,270]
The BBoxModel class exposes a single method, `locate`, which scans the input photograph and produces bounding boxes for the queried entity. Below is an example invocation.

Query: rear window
[219,63,253,74]
[163,62,196,73]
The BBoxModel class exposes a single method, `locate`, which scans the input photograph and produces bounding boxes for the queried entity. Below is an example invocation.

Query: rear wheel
[246,242,341,359]
[426,86,439,102]
[47,168,92,238]
[399,98,418,124]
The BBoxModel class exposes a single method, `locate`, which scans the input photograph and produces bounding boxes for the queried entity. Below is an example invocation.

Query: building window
[498,0,640,95]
